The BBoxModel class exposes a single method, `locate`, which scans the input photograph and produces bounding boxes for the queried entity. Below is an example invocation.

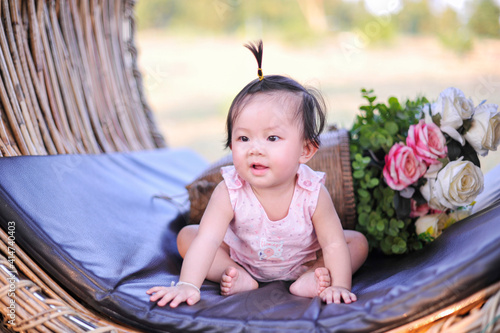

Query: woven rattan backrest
[0,0,165,157]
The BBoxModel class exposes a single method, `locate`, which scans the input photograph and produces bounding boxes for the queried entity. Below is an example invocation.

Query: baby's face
[230,93,307,191]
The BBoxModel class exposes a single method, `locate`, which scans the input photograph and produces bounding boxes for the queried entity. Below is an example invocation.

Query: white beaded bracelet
[175,281,200,293]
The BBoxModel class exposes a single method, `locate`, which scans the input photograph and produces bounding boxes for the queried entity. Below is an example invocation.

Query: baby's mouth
[252,163,267,170]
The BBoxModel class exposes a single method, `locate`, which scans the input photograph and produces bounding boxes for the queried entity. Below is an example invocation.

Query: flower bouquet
[349,87,500,255]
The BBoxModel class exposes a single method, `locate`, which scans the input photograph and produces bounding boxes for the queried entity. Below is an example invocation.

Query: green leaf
[353,170,365,179]
[359,136,372,148]
[376,220,386,231]
[368,178,379,188]
[385,135,394,148]
[380,238,392,254]
[388,97,401,110]
[391,244,402,254]
[397,240,407,253]
[357,205,371,214]
[359,213,369,226]
[384,121,399,135]
[387,228,398,236]
[432,113,442,127]
[358,188,370,198]
[386,208,395,217]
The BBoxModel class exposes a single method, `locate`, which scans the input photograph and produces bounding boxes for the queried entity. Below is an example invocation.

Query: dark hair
[225,41,326,149]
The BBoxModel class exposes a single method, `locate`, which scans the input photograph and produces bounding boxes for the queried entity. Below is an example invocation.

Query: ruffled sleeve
[296,164,325,192]
[221,166,244,190]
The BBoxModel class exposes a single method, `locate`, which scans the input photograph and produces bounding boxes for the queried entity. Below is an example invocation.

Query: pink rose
[383,143,427,191]
[410,199,429,218]
[407,120,447,165]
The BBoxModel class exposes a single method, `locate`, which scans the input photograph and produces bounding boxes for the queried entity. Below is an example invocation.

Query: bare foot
[289,267,331,298]
[220,266,259,296]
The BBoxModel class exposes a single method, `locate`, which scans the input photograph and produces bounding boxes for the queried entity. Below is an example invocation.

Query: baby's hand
[319,286,357,304]
[147,283,200,308]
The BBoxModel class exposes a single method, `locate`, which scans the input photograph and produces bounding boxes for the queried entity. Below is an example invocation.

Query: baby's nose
[249,141,264,155]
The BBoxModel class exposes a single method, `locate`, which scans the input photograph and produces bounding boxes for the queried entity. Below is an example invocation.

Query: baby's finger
[146,286,164,295]
[149,288,169,302]
[157,291,177,307]
[169,293,189,308]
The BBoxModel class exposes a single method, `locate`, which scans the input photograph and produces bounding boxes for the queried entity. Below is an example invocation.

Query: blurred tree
[468,0,500,37]
[396,0,435,34]
[436,7,461,33]
[436,7,473,54]
[324,0,371,31]
[297,0,328,32]
[135,0,177,30]
[136,0,315,41]
[238,1,313,42]
[134,0,499,46]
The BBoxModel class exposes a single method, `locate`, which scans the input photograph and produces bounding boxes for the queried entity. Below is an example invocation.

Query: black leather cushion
[473,162,500,213]
[0,149,499,333]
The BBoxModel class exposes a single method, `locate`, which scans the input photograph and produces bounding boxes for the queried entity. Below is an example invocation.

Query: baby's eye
[238,136,249,142]
[268,135,280,142]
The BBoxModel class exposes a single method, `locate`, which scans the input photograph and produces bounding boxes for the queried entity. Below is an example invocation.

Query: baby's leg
[177,225,258,296]
[344,230,369,274]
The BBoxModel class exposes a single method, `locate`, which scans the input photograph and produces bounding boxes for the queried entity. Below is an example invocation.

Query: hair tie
[244,40,264,81]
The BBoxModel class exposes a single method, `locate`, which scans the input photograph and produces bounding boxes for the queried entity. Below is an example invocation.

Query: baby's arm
[312,185,355,304]
[147,182,234,307]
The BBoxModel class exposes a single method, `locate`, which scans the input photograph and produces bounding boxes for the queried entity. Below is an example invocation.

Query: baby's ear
[299,141,318,164]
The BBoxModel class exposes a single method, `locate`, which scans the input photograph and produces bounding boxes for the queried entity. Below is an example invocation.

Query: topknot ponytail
[244,40,264,81]
[225,40,327,149]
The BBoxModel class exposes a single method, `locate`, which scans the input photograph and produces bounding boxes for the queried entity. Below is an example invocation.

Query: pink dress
[221,164,325,282]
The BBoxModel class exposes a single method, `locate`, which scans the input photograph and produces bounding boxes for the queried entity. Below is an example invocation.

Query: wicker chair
[0,1,159,331]
[0,1,499,332]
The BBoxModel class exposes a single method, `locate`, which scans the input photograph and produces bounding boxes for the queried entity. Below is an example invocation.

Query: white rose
[434,159,484,210]
[415,214,440,238]
[419,179,447,211]
[433,87,475,145]
[435,87,475,119]
[463,103,500,156]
